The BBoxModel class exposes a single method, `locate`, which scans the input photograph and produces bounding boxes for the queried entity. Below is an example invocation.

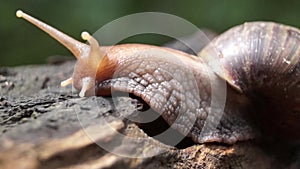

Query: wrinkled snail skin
[16,10,300,144]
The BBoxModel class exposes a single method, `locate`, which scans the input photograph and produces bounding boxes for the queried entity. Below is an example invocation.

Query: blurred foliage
[1,0,300,66]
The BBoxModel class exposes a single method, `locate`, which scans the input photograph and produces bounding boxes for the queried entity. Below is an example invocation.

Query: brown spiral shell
[200,22,300,141]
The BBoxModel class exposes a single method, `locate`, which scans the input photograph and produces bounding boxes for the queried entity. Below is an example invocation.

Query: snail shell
[16,10,300,144]
[200,22,300,141]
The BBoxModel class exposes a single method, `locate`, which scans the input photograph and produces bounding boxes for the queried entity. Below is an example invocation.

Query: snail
[16,10,300,145]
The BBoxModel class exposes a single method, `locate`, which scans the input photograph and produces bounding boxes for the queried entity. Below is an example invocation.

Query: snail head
[16,10,108,97]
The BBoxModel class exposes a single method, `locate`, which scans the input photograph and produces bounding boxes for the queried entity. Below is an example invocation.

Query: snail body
[16,10,300,144]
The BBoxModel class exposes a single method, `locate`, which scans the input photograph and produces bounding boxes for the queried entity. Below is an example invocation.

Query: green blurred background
[1,0,300,66]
